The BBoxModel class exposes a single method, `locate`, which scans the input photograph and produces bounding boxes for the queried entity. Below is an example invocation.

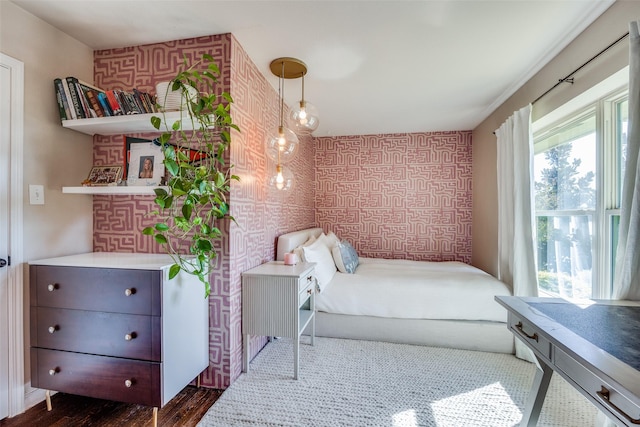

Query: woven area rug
[198,337,596,427]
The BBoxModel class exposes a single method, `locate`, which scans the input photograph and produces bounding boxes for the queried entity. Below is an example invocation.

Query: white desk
[496,296,640,427]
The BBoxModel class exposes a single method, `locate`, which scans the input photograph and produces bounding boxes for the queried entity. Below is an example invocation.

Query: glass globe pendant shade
[265,126,299,164]
[267,164,295,192]
[290,100,320,134]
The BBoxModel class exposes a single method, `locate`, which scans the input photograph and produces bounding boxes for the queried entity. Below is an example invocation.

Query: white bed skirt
[312,312,514,354]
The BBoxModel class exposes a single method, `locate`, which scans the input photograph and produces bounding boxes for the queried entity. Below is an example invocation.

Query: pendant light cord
[280,61,285,129]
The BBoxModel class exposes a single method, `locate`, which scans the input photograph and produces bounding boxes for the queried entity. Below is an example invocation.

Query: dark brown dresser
[29,253,209,424]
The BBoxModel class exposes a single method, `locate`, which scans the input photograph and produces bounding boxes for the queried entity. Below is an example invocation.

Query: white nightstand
[242,261,316,379]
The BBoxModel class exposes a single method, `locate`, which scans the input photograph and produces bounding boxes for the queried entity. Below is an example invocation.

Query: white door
[0,52,24,419]
[0,57,12,420]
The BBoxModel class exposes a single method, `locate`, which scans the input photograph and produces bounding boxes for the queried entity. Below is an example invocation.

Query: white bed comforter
[315,257,511,322]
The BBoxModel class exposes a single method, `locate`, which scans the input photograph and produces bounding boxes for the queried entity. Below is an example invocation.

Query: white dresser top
[29,252,178,270]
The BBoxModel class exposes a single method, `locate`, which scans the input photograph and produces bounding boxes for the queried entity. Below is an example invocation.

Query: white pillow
[324,231,340,250]
[332,240,359,274]
[293,235,316,262]
[302,238,337,292]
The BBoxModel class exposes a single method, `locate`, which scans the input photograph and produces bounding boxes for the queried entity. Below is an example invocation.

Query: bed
[276,227,514,354]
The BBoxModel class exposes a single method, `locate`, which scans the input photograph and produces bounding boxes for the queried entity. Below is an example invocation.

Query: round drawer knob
[124,333,136,341]
[49,368,58,376]
[124,288,135,297]
[48,326,58,334]
[47,284,57,292]
[124,379,133,388]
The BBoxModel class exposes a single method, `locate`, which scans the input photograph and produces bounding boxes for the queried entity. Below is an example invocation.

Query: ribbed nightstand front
[242,261,316,379]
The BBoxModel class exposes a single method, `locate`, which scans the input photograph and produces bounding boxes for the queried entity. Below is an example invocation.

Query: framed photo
[124,136,165,186]
[83,165,123,186]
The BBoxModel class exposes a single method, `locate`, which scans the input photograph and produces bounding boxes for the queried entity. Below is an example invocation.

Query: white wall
[0,0,94,401]
[471,0,636,276]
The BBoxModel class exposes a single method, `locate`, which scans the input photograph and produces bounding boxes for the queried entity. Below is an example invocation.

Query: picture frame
[124,136,165,186]
[82,165,123,186]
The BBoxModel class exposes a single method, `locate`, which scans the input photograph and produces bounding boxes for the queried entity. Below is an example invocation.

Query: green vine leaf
[182,203,193,221]
[151,116,162,130]
[168,264,181,280]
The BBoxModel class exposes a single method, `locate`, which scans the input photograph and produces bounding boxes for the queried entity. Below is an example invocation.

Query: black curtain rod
[494,31,630,135]
[531,31,630,105]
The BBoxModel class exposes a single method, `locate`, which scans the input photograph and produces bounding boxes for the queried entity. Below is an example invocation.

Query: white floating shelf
[62,186,167,195]
[61,111,194,136]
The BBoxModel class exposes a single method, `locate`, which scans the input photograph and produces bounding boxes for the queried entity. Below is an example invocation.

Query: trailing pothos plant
[143,54,239,297]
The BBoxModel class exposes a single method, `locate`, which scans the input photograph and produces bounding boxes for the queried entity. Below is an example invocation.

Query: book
[77,80,106,118]
[60,78,77,119]
[97,92,113,116]
[132,89,149,113]
[65,77,86,119]
[76,79,105,93]
[74,81,95,117]
[53,78,71,121]
[105,90,123,116]
[82,87,105,118]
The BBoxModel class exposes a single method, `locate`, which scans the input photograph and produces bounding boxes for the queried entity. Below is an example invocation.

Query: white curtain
[613,21,640,301]
[598,21,639,427]
[496,104,538,361]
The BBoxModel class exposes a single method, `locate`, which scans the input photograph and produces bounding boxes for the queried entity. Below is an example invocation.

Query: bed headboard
[276,228,324,261]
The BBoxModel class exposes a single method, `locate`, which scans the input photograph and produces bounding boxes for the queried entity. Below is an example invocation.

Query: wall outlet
[29,184,45,205]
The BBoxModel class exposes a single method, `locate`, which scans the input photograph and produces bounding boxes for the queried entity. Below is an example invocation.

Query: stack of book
[53,77,157,121]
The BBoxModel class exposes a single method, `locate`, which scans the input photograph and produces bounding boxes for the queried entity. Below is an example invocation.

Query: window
[533,90,628,299]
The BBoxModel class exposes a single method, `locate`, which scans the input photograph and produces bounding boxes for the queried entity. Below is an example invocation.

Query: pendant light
[266,58,303,191]
[290,72,320,134]
[267,164,295,192]
[265,59,299,164]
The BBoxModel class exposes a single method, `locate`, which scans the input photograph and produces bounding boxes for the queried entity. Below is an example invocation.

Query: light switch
[29,184,45,205]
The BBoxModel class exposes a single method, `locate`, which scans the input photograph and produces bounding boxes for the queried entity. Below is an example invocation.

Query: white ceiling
[10,0,614,137]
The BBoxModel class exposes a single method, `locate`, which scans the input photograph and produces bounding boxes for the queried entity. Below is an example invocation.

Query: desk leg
[521,354,553,427]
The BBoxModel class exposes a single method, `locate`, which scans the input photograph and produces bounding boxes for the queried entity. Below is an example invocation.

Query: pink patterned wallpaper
[315,132,472,263]
[90,34,315,390]
[227,36,315,383]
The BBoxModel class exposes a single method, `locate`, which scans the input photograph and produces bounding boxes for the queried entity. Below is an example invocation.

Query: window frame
[532,86,628,299]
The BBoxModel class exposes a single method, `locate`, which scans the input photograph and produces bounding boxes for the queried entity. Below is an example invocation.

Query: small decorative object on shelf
[81,165,123,187]
[124,136,165,186]
[155,81,197,112]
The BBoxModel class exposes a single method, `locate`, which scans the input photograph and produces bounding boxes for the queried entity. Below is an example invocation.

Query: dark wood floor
[0,386,222,427]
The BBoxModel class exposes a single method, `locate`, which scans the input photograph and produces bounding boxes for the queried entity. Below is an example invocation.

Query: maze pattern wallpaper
[315,132,472,263]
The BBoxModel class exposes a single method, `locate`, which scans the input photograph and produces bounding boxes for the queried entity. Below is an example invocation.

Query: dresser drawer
[31,265,160,315]
[508,312,551,360]
[31,307,160,361]
[555,347,640,423]
[31,348,161,407]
